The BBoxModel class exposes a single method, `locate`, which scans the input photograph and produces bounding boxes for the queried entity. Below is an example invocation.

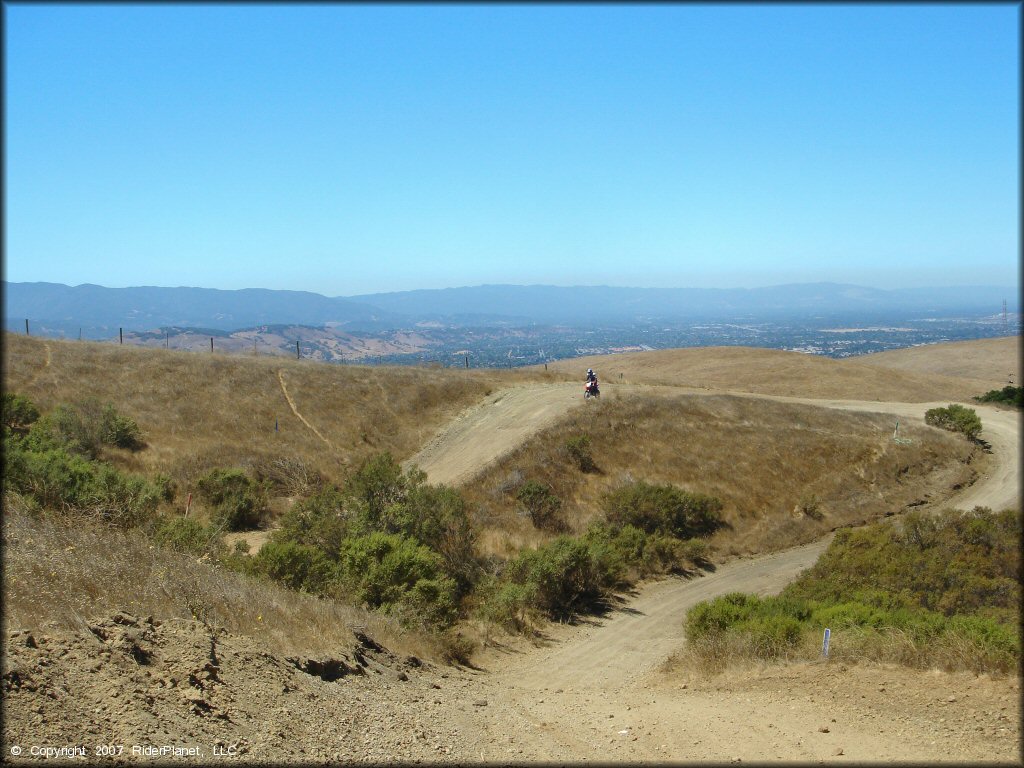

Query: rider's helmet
[587,368,594,376]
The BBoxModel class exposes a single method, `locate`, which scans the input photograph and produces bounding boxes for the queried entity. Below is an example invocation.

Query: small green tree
[925,404,983,440]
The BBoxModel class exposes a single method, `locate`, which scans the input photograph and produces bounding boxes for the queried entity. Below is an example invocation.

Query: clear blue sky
[4,3,1019,295]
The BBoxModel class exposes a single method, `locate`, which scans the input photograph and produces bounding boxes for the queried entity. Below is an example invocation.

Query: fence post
[210,337,214,353]
[25,319,29,336]
[296,341,300,360]
[120,328,123,345]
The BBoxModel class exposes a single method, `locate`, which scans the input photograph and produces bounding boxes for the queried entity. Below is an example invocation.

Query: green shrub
[337,532,458,628]
[344,451,422,530]
[98,404,143,449]
[974,386,1023,408]
[473,578,538,631]
[565,434,596,472]
[684,508,1021,674]
[515,480,564,532]
[602,481,723,539]
[153,516,224,557]
[3,439,161,527]
[2,393,40,433]
[402,484,480,595]
[504,537,603,620]
[924,404,983,440]
[274,486,353,553]
[250,540,338,594]
[196,468,268,531]
[22,401,143,457]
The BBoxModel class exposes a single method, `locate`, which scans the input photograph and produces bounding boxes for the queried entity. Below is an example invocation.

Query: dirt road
[407,381,1020,512]
[399,381,1021,762]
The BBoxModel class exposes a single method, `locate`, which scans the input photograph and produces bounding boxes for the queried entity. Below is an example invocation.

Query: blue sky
[4,3,1019,296]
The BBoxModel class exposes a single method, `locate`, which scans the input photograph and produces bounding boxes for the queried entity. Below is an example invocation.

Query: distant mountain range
[4,281,1017,339]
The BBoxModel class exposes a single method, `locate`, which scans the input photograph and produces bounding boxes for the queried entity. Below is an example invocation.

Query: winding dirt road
[404,381,1021,762]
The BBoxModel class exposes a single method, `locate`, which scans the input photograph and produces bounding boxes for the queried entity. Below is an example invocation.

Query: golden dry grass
[848,335,1021,393]
[1,497,443,661]
[2,332,560,495]
[463,392,979,559]
[541,340,1019,402]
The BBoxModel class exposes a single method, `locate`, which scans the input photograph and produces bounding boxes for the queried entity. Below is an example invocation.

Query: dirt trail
[277,369,334,449]
[408,381,1020,511]
[398,380,1021,762]
[404,383,582,485]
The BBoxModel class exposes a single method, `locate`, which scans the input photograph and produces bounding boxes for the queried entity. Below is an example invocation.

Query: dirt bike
[584,380,600,399]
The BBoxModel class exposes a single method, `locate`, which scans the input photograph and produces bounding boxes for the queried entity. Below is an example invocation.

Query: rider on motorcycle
[586,368,597,383]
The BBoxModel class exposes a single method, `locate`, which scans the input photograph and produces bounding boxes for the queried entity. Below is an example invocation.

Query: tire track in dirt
[277,369,334,449]
[403,382,583,485]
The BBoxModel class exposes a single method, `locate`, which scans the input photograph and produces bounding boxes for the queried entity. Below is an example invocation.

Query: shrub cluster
[196,468,269,532]
[601,480,723,539]
[924,404,983,440]
[564,434,597,472]
[974,386,1023,408]
[2,393,40,432]
[3,395,161,528]
[243,452,474,630]
[515,480,564,531]
[684,507,1021,674]
[22,399,144,458]
[476,482,723,630]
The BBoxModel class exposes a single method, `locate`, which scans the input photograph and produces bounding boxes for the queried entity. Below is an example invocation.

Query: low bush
[502,536,604,621]
[337,532,459,629]
[974,386,1023,408]
[196,468,269,531]
[564,434,597,472]
[153,516,225,558]
[2,393,40,433]
[602,481,723,539]
[924,404,983,440]
[22,400,143,458]
[683,508,1021,674]
[274,486,353,553]
[3,438,162,527]
[250,540,337,595]
[515,480,565,532]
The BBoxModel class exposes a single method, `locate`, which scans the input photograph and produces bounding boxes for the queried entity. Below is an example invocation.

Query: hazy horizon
[6,5,1019,295]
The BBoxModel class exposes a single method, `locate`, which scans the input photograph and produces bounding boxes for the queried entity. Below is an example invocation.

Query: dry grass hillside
[542,342,1016,401]
[848,335,1020,392]
[464,391,980,559]
[2,333,562,494]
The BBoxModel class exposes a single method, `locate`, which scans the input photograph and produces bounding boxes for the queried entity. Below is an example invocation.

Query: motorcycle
[584,379,600,399]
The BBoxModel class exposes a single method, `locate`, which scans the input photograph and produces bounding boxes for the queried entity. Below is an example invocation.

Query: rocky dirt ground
[4,569,1021,764]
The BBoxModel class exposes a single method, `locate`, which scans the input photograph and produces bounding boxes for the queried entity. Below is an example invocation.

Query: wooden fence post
[296,341,300,360]
[25,319,29,336]
[120,328,123,345]
[210,337,214,353]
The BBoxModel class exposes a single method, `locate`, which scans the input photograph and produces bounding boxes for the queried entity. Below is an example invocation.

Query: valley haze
[4,280,1018,367]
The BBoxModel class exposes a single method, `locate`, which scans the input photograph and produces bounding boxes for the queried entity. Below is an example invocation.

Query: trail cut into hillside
[403,382,582,485]
[407,380,1019,513]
